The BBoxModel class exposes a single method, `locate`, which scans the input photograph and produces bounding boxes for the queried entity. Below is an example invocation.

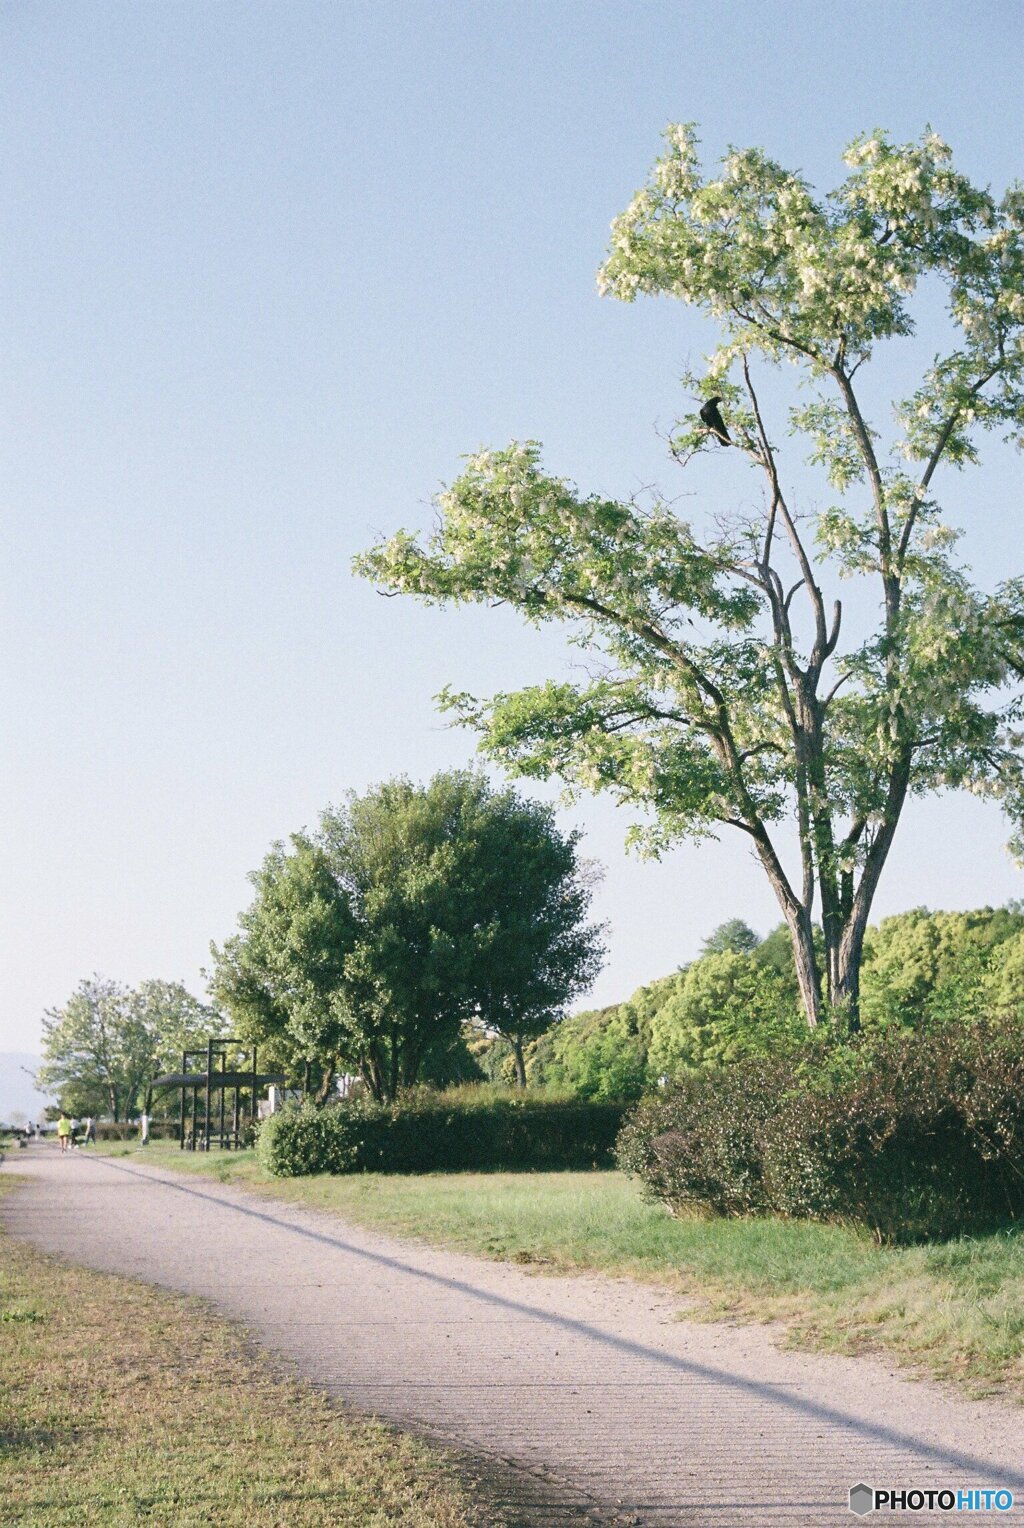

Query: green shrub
[259,1089,628,1177]
[257,1101,358,1176]
[617,1019,1024,1243]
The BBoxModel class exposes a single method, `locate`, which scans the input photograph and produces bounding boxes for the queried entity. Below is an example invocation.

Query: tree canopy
[38,976,222,1121]
[860,903,1024,1027]
[357,125,1024,1031]
[210,770,604,1099]
[517,903,1024,1099]
[700,918,761,956]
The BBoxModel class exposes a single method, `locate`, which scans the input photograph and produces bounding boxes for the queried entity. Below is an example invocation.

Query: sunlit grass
[0,1173,491,1527]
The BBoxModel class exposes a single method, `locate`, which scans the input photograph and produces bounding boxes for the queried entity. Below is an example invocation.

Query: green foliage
[700,919,761,956]
[256,1100,358,1177]
[525,928,802,1097]
[985,925,1024,1017]
[647,949,802,1076]
[860,905,1024,1027]
[211,770,603,1102]
[526,1003,649,1101]
[135,980,226,1103]
[618,1018,1024,1243]
[208,834,357,1103]
[38,977,223,1121]
[521,904,1024,1103]
[417,1027,488,1089]
[466,1028,518,1086]
[258,1089,628,1177]
[357,123,1024,1031]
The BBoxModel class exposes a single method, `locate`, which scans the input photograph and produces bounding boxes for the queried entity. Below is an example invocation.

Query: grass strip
[0,1173,492,1528]
[102,1143,1024,1402]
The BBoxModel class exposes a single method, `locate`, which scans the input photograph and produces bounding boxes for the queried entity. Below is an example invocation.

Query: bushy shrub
[258,1088,628,1177]
[617,1019,1024,1242]
[616,1055,794,1218]
[257,1100,358,1176]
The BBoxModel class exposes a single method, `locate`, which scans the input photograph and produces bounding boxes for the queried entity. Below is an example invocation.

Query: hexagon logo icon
[849,1483,874,1515]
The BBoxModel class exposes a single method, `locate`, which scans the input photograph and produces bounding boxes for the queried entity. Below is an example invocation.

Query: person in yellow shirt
[56,1112,73,1154]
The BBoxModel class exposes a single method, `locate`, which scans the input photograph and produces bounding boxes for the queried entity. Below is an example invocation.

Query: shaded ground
[3,1145,1022,1527]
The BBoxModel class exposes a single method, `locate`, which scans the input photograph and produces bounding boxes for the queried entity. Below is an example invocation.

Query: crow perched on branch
[699,396,731,445]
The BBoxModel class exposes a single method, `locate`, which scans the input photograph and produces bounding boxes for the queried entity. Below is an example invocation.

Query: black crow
[699,396,731,445]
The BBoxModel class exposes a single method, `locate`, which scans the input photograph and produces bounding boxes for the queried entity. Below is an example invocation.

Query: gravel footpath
[3,1145,1021,1527]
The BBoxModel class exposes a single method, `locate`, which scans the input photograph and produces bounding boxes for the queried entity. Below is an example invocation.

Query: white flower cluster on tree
[357,125,1024,1031]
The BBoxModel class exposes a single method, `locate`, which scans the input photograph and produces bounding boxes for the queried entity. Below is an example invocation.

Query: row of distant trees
[38,978,221,1121]
[39,770,604,1115]
[492,904,1024,1100]
[39,842,1024,1118]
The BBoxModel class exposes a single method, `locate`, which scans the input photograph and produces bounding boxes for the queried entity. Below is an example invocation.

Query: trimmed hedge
[257,1091,628,1178]
[94,1121,180,1142]
[616,1019,1024,1243]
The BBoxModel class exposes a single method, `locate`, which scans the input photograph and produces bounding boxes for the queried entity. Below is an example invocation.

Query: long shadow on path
[77,1154,1024,1496]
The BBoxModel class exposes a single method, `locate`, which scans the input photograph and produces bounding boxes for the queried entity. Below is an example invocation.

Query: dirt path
[3,1146,1021,1527]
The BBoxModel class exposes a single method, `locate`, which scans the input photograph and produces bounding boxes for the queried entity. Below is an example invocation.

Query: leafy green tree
[648,950,801,1078]
[701,919,761,956]
[527,998,655,1100]
[210,836,358,1103]
[39,977,155,1121]
[39,977,226,1121]
[211,771,603,1100]
[860,905,1024,1028]
[134,979,226,1112]
[358,125,1024,1032]
[984,925,1024,1017]
[424,775,604,1085]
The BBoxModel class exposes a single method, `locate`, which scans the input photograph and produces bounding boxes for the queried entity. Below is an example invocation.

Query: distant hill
[0,1054,53,1126]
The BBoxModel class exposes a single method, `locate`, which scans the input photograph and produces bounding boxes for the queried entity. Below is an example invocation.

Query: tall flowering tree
[357,127,1024,1030]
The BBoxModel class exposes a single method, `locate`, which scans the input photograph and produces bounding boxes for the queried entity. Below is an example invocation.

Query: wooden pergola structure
[152,1038,285,1151]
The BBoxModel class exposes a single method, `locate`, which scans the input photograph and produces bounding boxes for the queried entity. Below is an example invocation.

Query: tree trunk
[313,1057,338,1106]
[388,1029,399,1102]
[511,1035,527,1089]
[831,752,912,1034]
[785,906,822,1029]
[832,911,868,1034]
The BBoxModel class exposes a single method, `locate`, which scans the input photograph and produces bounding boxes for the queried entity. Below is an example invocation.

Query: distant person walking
[56,1112,73,1154]
[84,1116,96,1145]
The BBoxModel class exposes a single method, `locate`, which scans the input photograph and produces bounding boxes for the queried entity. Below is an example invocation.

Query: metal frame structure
[151,1038,284,1151]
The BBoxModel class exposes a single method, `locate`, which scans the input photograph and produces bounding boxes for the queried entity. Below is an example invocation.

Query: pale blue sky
[3,1,1023,1051]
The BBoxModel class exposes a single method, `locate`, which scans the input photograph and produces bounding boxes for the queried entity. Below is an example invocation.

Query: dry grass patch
[0,1175,490,1528]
